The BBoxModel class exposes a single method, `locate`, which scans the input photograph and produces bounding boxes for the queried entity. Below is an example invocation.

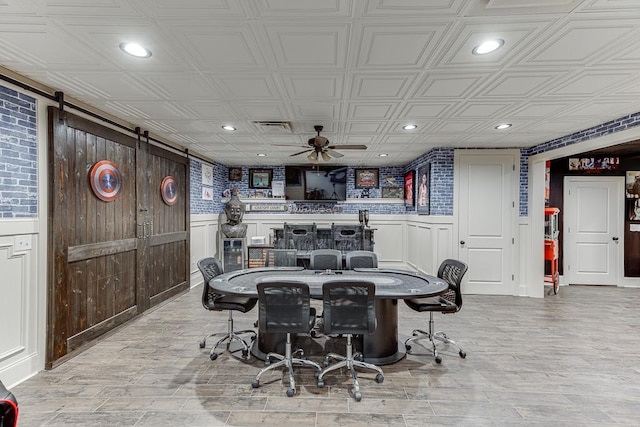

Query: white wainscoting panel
[0,222,41,388]
[190,215,219,288]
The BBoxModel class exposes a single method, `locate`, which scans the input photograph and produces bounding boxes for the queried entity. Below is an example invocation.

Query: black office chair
[0,380,18,427]
[345,250,378,269]
[316,280,384,402]
[309,248,342,270]
[198,257,257,360]
[404,259,468,363]
[251,281,322,397]
[265,249,298,267]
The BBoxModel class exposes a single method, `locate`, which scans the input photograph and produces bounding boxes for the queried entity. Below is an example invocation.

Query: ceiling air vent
[252,121,293,133]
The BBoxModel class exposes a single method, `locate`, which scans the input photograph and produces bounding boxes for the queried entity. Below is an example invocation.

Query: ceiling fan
[287,126,367,161]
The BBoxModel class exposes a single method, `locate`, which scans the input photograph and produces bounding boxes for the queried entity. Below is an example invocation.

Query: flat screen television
[285,165,347,201]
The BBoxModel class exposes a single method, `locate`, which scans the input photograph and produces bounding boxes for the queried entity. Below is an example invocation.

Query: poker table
[210,267,448,365]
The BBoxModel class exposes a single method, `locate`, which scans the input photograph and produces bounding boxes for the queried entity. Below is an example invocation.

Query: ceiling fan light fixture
[307,151,318,161]
[321,151,331,161]
[119,42,152,58]
[472,39,504,55]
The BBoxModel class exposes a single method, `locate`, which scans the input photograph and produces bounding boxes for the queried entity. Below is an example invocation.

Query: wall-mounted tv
[285,165,347,201]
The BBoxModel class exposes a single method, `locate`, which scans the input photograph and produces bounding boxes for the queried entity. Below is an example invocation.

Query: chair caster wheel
[251,379,259,388]
[354,353,364,362]
[317,380,325,388]
[405,344,412,352]
[310,330,317,338]
[459,351,466,358]
[435,356,442,364]
[210,353,218,361]
[251,335,256,341]
[323,359,330,367]
[354,391,362,402]
[375,373,384,383]
[242,349,249,358]
[264,359,271,366]
[199,341,206,349]
[286,388,295,397]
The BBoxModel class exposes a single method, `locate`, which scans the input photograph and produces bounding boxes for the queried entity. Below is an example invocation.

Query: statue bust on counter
[221,188,248,238]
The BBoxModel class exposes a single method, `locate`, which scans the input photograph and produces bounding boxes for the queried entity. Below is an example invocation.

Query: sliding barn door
[47,107,189,367]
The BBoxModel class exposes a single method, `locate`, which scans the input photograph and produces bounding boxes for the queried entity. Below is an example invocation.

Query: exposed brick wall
[0,85,37,218]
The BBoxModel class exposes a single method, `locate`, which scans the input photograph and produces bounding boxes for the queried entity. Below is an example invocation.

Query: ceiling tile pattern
[1,0,640,165]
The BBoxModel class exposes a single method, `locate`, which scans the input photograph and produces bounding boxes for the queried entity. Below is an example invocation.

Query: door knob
[460,240,465,245]
[612,237,619,242]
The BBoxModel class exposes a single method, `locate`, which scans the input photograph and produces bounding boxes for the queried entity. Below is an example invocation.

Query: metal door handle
[460,240,465,245]
[612,237,619,242]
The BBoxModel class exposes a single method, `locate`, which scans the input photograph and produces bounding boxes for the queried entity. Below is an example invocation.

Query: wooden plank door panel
[47,109,190,367]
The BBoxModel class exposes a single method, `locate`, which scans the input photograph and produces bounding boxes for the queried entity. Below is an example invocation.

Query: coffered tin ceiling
[2,0,640,165]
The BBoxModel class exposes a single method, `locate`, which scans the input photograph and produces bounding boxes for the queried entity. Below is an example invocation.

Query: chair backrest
[331,223,364,253]
[257,281,312,334]
[322,280,376,335]
[437,259,468,310]
[345,250,378,269]
[265,249,298,267]
[197,257,224,311]
[309,249,342,270]
[283,222,317,251]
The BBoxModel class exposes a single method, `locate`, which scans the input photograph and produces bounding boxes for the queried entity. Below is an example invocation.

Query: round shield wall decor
[161,175,178,206]
[89,160,122,202]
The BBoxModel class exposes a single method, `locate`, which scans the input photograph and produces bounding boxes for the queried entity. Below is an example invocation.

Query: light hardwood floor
[12,284,640,426]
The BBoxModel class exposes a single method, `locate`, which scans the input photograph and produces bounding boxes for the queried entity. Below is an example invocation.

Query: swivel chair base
[404,313,466,364]
[317,334,384,402]
[199,310,256,360]
[251,332,321,397]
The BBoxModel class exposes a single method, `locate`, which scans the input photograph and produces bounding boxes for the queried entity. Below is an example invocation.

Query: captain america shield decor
[89,160,122,202]
[161,176,178,206]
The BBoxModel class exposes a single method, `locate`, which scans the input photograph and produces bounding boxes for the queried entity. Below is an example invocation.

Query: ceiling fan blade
[290,149,312,157]
[327,144,367,150]
[326,148,344,158]
[272,143,308,147]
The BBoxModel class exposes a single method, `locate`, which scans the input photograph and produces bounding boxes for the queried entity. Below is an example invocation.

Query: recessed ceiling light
[472,39,504,55]
[379,153,388,157]
[257,153,267,157]
[222,125,236,131]
[402,124,417,130]
[495,123,512,130]
[119,42,152,58]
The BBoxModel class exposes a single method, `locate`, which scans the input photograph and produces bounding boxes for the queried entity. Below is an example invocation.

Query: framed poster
[249,169,273,189]
[404,170,414,207]
[228,167,242,182]
[202,163,213,186]
[417,163,430,215]
[354,168,379,189]
[626,170,640,198]
[382,186,403,199]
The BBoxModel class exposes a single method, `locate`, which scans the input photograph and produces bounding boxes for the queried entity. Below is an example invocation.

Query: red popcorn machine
[544,207,560,294]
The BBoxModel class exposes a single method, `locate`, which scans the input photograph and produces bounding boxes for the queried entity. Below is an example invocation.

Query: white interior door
[456,151,517,295]
[564,177,622,285]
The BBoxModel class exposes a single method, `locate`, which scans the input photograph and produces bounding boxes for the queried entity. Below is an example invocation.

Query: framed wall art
[417,163,430,215]
[404,170,414,207]
[228,167,243,182]
[249,168,273,189]
[354,168,379,189]
[382,186,403,199]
